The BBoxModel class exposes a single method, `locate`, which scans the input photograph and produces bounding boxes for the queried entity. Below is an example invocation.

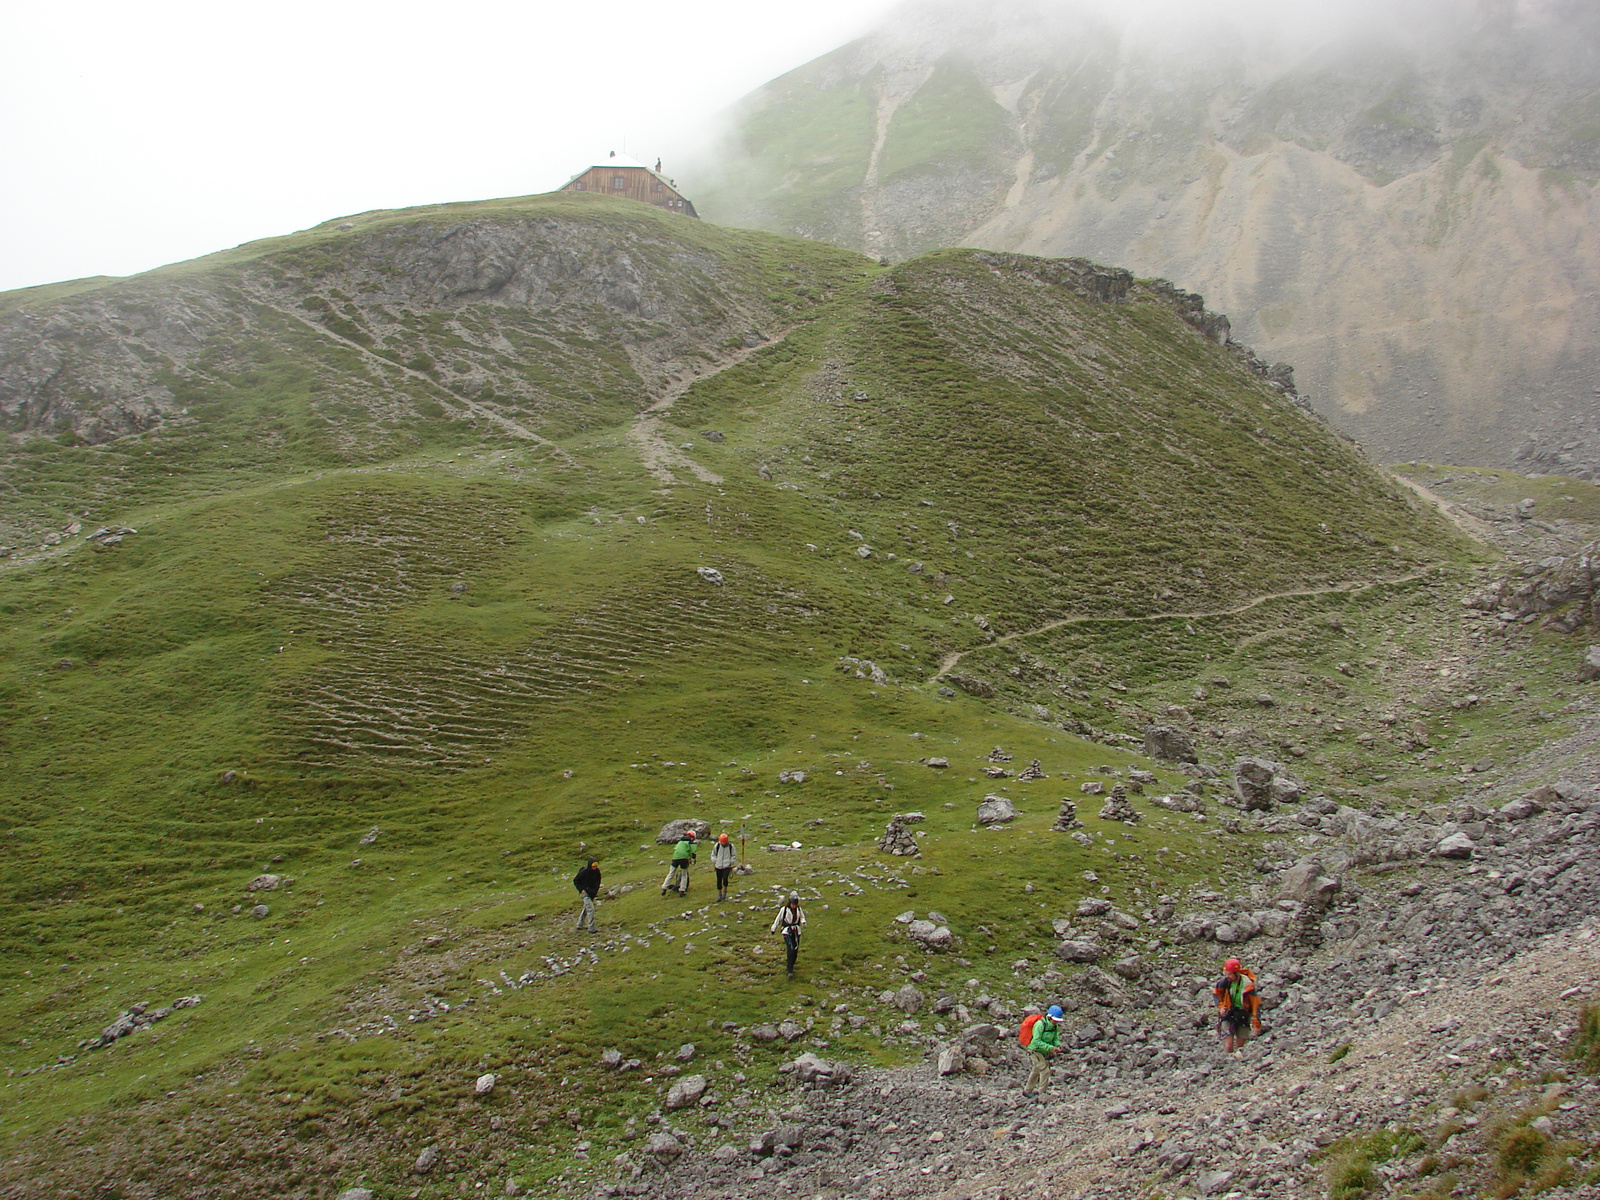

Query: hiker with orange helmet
[1213,957,1261,1052]
[711,832,736,902]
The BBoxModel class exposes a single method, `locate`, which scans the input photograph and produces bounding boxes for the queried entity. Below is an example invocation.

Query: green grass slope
[0,204,1478,1196]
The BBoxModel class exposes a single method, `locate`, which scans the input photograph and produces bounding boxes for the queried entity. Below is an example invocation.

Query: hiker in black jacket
[573,858,601,932]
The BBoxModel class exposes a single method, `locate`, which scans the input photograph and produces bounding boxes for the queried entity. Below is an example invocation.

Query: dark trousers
[715,866,732,892]
[783,930,800,972]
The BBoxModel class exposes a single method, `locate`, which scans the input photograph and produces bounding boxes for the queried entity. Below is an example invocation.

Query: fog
[1,0,1589,293]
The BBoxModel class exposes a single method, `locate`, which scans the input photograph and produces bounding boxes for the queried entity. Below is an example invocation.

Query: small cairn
[1098,784,1141,824]
[1017,759,1047,781]
[879,816,921,857]
[1050,798,1082,832]
[986,745,1013,764]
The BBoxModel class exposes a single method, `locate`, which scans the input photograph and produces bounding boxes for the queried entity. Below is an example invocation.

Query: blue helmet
[1047,1004,1064,1021]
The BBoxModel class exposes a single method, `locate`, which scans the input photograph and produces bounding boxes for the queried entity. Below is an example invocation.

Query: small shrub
[1329,1043,1353,1063]
[1498,1125,1549,1174]
[1573,1004,1600,1075]
[1328,1153,1376,1200]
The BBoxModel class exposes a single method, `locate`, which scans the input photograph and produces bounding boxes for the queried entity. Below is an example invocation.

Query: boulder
[1277,860,1341,909]
[664,1074,707,1109]
[1151,792,1205,814]
[1077,898,1113,916]
[777,1019,806,1042]
[655,819,712,845]
[950,674,994,698]
[926,757,949,768]
[893,985,925,1015]
[474,1073,497,1095]
[1080,780,1105,795]
[777,769,807,784]
[977,796,1017,825]
[646,1132,684,1163]
[1232,757,1282,810]
[674,1043,696,1062]
[1434,831,1476,859]
[696,567,725,586]
[600,1048,623,1068]
[1580,645,1600,682]
[245,874,282,892]
[413,1146,439,1174]
[750,1024,780,1043]
[786,1052,850,1084]
[1056,940,1101,962]
[1143,724,1198,763]
[1112,955,1145,981]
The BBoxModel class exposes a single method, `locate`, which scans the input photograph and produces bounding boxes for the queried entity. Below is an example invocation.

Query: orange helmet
[1224,958,1242,973]
[718,833,730,844]
[685,829,697,840]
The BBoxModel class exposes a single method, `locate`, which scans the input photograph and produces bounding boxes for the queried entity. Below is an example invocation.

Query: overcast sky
[0,0,898,293]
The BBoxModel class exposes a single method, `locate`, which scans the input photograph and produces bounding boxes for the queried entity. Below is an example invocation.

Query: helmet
[1047,1004,1064,1021]
[1224,958,1242,973]
[718,833,730,844]
[789,893,800,903]
[685,829,697,840]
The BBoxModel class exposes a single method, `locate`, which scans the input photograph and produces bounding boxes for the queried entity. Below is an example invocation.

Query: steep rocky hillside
[690,0,1600,472]
[15,196,1600,1199]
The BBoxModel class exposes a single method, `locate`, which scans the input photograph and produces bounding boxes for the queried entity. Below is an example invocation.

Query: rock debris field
[587,782,1600,1200]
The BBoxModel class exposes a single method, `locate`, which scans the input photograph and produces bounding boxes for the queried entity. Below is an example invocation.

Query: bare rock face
[1143,724,1198,763]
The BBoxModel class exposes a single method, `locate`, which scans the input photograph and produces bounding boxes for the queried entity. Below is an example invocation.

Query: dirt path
[930,572,1430,684]
[1393,473,1497,545]
[626,336,790,486]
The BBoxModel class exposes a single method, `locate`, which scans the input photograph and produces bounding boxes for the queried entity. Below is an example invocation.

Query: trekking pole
[739,823,746,870]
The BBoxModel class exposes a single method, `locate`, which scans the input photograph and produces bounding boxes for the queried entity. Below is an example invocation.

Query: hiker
[1213,957,1262,1052]
[770,893,806,979]
[1020,1005,1065,1096]
[573,857,601,932]
[661,829,697,896]
[711,832,736,902]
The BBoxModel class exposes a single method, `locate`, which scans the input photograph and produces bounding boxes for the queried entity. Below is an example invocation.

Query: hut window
[652,180,663,192]
[612,175,626,189]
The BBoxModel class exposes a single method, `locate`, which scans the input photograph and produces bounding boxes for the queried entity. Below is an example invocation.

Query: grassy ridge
[0,206,1482,1194]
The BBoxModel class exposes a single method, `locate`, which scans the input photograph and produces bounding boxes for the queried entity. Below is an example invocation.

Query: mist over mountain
[689,0,1600,471]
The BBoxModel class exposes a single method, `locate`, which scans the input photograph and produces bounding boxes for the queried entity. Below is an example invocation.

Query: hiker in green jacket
[661,829,697,896]
[1023,1005,1065,1096]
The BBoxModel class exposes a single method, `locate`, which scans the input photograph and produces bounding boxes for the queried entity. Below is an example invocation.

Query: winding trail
[929,572,1430,684]
[1392,473,1495,545]
[626,334,790,486]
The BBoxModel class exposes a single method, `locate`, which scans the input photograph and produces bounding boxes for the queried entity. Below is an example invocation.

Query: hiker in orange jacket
[1213,957,1261,1052]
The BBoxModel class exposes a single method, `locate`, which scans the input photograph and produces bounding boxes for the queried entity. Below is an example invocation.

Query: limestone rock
[926,757,949,768]
[245,874,281,891]
[475,1073,497,1095]
[1056,939,1101,962]
[1232,757,1282,810]
[696,566,725,586]
[1142,724,1198,763]
[664,1073,707,1109]
[893,984,925,1014]
[750,1024,780,1043]
[777,769,807,784]
[777,1019,806,1042]
[336,1190,374,1200]
[977,795,1017,825]
[1581,645,1600,681]
[1435,831,1476,859]
[646,1132,684,1163]
[655,818,712,844]
[949,674,994,698]
[674,1043,696,1062]
[250,904,269,919]
[1277,859,1341,909]
[1079,780,1104,795]
[785,1052,850,1084]
[601,1048,623,1068]
[413,1145,439,1174]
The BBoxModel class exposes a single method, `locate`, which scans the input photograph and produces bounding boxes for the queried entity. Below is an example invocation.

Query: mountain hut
[559,151,698,217]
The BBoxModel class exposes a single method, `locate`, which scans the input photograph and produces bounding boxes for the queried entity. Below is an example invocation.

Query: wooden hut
[559,152,698,217]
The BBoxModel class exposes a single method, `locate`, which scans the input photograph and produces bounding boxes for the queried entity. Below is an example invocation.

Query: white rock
[475,1073,497,1095]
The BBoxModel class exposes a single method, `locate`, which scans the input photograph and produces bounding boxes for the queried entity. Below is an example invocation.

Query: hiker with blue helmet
[1020,1004,1066,1096]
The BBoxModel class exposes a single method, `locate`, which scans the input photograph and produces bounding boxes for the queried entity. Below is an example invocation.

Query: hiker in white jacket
[711,833,737,902]
[771,893,807,979]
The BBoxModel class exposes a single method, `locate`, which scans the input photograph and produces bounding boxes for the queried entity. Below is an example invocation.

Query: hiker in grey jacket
[711,833,736,902]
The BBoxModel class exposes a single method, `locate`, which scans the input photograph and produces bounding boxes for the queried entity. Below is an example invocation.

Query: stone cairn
[1098,784,1141,824]
[879,816,921,857]
[1050,798,1083,832]
[986,745,1013,763]
[1017,759,1047,781]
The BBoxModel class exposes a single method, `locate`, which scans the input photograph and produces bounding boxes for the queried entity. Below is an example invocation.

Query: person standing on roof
[711,832,736,902]
[1213,957,1261,1052]
[662,829,698,896]
[1021,1005,1065,1096]
[771,893,806,979]
[573,857,601,932]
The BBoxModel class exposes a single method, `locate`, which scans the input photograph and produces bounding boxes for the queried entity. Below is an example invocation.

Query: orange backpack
[1017,1013,1044,1047]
